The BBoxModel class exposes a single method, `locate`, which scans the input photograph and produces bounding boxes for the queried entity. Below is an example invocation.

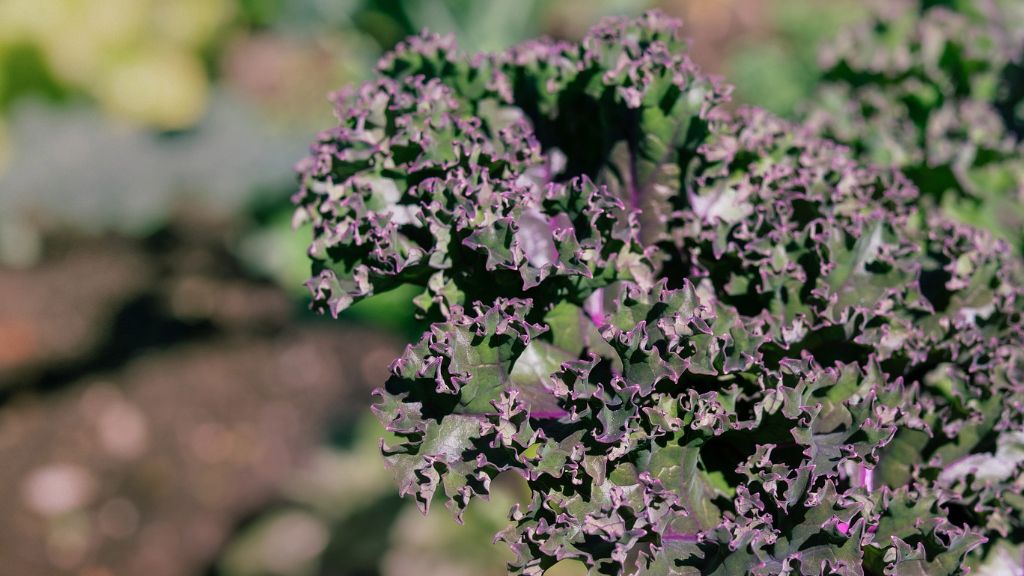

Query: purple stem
[836,465,876,538]
[860,465,874,493]
[585,289,607,328]
[837,521,851,536]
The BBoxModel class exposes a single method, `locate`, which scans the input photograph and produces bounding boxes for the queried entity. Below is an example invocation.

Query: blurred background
[0,1,862,574]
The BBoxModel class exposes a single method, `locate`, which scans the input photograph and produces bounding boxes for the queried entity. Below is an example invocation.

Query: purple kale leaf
[295,11,1024,576]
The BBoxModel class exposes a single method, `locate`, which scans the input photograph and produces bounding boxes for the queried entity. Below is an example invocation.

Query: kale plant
[294,12,1024,575]
[804,0,1024,254]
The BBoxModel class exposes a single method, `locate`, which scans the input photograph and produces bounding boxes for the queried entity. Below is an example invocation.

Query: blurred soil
[0,214,398,576]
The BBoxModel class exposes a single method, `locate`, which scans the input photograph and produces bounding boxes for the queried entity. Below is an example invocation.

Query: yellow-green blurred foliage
[0,0,233,129]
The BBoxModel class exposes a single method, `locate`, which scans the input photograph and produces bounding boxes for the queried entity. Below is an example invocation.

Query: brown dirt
[0,214,399,576]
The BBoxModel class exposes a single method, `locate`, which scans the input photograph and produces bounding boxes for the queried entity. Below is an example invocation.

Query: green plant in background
[802,0,1024,254]
[344,0,647,54]
[725,0,866,116]
[293,11,1024,575]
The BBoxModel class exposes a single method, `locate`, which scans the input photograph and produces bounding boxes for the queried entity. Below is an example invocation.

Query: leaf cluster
[294,11,1024,576]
